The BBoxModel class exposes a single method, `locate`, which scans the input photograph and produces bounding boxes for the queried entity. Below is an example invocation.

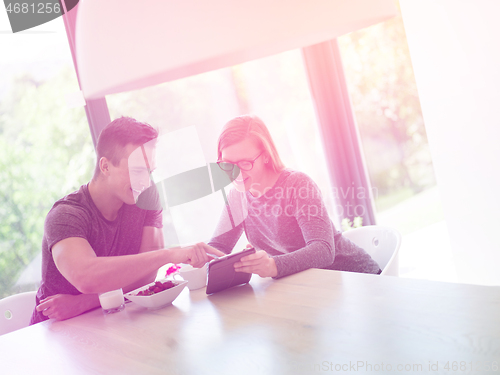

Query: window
[0,17,92,298]
[337,8,455,282]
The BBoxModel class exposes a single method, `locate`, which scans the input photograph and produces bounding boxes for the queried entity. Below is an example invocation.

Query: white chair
[0,291,37,336]
[342,225,402,276]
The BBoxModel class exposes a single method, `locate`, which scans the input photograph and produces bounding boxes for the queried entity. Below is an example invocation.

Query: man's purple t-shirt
[30,184,162,324]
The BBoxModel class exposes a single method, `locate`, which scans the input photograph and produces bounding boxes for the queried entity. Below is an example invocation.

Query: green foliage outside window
[338,8,435,210]
[341,216,363,232]
[0,67,94,298]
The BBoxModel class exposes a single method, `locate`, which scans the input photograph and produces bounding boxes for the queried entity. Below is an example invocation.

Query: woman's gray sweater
[208,169,381,278]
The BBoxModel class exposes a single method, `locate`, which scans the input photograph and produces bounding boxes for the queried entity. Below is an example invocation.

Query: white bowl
[124,279,188,309]
[179,263,208,290]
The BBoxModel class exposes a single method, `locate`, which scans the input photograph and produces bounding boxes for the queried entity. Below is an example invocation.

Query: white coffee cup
[98,288,125,314]
[179,263,208,290]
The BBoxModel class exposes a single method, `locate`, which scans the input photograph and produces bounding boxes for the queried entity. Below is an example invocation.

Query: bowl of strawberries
[124,278,188,309]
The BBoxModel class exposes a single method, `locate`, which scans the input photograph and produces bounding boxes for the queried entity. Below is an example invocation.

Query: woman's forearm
[272,240,334,278]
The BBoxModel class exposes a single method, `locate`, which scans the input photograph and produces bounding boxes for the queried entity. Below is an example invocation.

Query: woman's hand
[169,243,225,268]
[36,293,100,321]
[234,250,278,278]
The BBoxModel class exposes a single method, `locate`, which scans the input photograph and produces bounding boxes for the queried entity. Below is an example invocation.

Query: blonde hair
[217,115,285,173]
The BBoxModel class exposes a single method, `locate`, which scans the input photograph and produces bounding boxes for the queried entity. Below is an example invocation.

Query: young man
[31,117,223,324]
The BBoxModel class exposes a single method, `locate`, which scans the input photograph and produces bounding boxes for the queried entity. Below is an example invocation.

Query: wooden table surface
[1,269,499,374]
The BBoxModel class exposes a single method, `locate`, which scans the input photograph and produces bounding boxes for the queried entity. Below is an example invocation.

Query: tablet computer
[206,247,256,294]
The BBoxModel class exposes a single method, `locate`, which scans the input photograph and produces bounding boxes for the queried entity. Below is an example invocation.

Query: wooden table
[1,269,499,374]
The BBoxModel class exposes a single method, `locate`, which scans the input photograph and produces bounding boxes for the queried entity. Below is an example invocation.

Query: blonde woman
[208,115,380,278]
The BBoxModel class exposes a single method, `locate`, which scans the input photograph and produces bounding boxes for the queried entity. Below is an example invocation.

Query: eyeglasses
[217,151,264,172]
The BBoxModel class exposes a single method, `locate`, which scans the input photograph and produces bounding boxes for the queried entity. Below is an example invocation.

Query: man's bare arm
[52,236,217,294]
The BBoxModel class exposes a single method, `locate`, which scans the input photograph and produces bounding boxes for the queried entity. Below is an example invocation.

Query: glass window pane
[0,19,93,298]
[338,10,456,282]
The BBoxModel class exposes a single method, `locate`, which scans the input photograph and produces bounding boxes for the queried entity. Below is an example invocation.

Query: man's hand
[36,294,100,321]
[169,243,225,268]
[234,250,278,278]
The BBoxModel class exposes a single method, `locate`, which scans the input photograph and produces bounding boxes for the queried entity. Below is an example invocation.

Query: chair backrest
[0,291,37,336]
[342,225,402,276]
